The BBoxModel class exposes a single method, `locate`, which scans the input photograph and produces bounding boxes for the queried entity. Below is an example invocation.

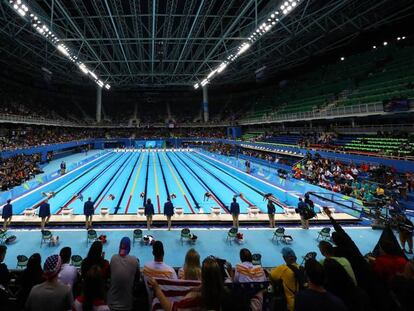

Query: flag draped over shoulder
[151,278,201,311]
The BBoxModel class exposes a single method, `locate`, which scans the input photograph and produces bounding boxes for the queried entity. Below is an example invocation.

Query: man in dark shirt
[295,258,347,311]
[297,198,309,229]
[230,197,240,228]
[398,214,413,254]
[83,197,94,229]
[163,198,174,230]
[0,245,10,289]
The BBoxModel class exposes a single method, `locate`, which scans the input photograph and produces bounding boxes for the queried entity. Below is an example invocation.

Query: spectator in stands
[371,239,408,282]
[323,258,370,311]
[0,245,10,289]
[83,197,94,229]
[178,248,201,280]
[38,199,51,230]
[17,253,44,307]
[58,247,78,288]
[144,198,155,230]
[390,259,414,311]
[319,240,357,284]
[108,237,139,311]
[233,248,266,283]
[149,256,263,311]
[230,197,240,228]
[1,199,12,230]
[296,198,309,229]
[163,197,174,230]
[294,259,347,311]
[81,241,110,281]
[17,253,45,308]
[270,247,301,311]
[73,265,110,311]
[267,200,276,228]
[397,214,413,254]
[26,254,73,311]
[144,241,177,281]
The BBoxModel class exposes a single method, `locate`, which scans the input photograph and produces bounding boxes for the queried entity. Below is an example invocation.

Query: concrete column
[202,85,209,123]
[96,86,102,123]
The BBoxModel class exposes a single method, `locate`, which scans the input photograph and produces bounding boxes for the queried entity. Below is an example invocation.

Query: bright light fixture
[89,71,98,80]
[78,63,89,74]
[57,44,69,56]
[383,41,388,46]
[194,83,199,89]
[217,62,227,73]
[105,84,111,90]
[340,57,345,61]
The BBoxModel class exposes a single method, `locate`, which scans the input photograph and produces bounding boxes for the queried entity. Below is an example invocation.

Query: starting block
[137,208,145,217]
[211,207,221,217]
[23,208,36,217]
[283,206,297,217]
[100,207,109,216]
[247,206,260,217]
[175,207,184,217]
[61,208,73,217]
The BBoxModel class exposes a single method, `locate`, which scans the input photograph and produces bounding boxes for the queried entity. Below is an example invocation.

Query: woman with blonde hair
[178,248,201,280]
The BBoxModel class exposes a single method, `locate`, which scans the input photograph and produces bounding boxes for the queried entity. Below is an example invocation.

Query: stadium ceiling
[0,0,413,90]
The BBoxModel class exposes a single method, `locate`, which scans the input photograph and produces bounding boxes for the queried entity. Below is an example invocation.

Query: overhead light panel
[7,0,112,90]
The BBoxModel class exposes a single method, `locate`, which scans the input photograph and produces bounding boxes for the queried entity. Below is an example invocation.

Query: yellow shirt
[376,187,384,196]
[270,264,299,311]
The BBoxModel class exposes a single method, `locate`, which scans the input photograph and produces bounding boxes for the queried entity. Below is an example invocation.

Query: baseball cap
[119,236,131,257]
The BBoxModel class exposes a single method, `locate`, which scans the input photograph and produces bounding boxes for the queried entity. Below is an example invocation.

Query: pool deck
[9,211,359,227]
[2,226,384,268]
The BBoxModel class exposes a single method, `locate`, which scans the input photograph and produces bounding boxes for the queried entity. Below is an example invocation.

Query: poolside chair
[71,255,83,268]
[272,227,293,244]
[180,228,190,245]
[252,253,262,266]
[16,255,29,269]
[227,227,238,243]
[86,229,98,245]
[132,229,143,245]
[40,230,52,247]
[317,227,331,241]
[0,229,8,244]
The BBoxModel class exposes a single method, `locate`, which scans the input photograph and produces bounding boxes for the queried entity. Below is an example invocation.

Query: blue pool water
[8,150,356,216]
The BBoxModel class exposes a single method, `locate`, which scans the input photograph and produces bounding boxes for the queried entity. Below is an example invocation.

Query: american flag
[151,278,201,311]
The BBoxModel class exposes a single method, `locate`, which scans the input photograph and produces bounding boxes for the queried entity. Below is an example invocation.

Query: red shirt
[372,254,407,281]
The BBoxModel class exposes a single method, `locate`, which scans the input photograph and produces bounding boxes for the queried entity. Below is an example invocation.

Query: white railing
[240,102,408,125]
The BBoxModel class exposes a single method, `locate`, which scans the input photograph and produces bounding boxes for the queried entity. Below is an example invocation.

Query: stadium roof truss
[0,0,413,89]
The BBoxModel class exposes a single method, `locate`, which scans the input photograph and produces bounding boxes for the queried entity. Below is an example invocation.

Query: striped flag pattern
[151,278,201,311]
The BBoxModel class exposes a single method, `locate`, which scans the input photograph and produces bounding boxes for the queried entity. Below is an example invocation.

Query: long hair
[200,257,225,310]
[183,248,201,280]
[87,241,103,264]
[83,265,106,311]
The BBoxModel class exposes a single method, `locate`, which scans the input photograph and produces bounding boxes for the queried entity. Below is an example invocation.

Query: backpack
[271,265,307,311]
[303,204,316,220]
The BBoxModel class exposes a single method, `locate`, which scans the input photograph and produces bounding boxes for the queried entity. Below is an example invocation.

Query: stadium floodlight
[340,57,345,61]
[402,36,406,39]
[7,0,112,90]
[397,37,401,41]
[237,43,251,56]
[207,69,217,79]
[89,71,98,80]
[193,0,302,89]
[78,63,89,75]
[217,62,228,73]
[373,45,377,49]
[97,80,104,88]
[105,84,111,90]
[57,44,70,57]
[383,41,388,46]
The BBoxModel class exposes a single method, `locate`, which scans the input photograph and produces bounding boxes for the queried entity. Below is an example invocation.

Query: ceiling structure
[0,0,413,90]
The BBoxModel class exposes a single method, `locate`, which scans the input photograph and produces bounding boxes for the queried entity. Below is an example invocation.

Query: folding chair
[71,255,83,268]
[317,227,331,241]
[180,228,190,245]
[16,255,28,269]
[40,230,52,247]
[86,229,97,245]
[132,229,143,245]
[227,227,238,243]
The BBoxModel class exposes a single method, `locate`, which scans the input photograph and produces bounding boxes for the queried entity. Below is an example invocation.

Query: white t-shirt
[233,262,267,283]
[58,263,78,288]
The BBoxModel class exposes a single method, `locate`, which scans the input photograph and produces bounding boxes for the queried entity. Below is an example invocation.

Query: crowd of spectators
[0,154,42,191]
[0,212,413,311]
[292,153,413,206]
